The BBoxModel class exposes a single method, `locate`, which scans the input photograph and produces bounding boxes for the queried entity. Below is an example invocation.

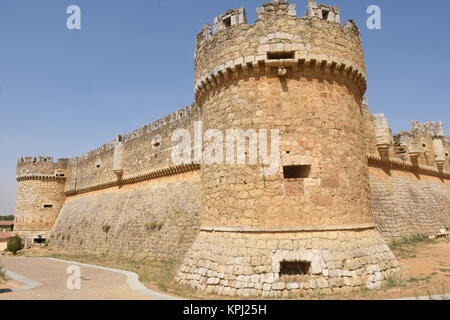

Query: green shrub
[103,225,111,234]
[145,222,164,232]
[6,235,23,255]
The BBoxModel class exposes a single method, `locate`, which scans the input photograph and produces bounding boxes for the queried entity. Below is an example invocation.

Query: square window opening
[322,10,329,20]
[267,51,295,60]
[223,17,232,28]
[283,165,311,179]
[280,260,311,276]
[34,238,46,244]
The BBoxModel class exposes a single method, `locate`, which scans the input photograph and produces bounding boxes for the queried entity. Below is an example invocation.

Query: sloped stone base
[176,227,399,297]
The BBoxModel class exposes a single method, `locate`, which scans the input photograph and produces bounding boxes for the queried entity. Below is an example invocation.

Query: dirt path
[0,256,177,300]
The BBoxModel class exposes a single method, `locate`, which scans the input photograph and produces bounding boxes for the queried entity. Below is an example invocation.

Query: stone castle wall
[369,166,450,242]
[13,0,450,296]
[50,171,201,261]
[64,104,200,195]
[176,228,398,297]
[14,157,68,245]
[195,0,371,229]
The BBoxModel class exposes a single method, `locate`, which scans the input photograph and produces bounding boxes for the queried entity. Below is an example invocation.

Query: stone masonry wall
[14,157,68,245]
[369,166,450,242]
[14,179,66,232]
[196,1,371,229]
[49,171,201,261]
[176,228,399,297]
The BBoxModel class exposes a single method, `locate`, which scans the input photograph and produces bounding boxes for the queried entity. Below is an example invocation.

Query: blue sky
[0,0,449,215]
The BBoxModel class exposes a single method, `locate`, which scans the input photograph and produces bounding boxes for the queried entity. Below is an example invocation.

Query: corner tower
[14,156,68,246]
[177,1,398,296]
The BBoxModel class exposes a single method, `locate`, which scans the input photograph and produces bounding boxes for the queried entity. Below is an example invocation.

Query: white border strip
[4,270,42,292]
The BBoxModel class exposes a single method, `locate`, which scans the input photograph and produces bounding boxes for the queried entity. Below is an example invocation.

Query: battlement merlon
[16,156,68,179]
[214,7,247,34]
[256,1,297,20]
[372,114,392,159]
[411,121,445,138]
[306,0,340,23]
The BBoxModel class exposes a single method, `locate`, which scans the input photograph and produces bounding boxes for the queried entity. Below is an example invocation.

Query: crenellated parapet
[62,103,201,195]
[194,0,367,104]
[16,156,68,181]
[410,121,447,171]
[411,121,444,137]
[256,1,297,20]
[368,112,450,173]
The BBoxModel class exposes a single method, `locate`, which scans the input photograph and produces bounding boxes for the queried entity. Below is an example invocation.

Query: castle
[13,1,449,297]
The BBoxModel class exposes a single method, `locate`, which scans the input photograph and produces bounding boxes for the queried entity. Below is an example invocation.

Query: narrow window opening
[267,51,295,60]
[153,142,160,148]
[44,204,53,208]
[223,17,232,28]
[422,144,427,148]
[96,164,101,168]
[283,165,311,179]
[322,10,329,20]
[33,237,46,244]
[280,260,311,276]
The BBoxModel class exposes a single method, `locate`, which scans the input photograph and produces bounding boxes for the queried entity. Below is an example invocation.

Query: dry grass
[389,235,434,258]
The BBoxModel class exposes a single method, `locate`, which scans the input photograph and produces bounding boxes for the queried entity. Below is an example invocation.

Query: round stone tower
[14,156,68,246]
[176,0,399,297]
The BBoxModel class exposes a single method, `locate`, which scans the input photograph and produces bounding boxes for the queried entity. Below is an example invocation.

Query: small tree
[6,235,23,255]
